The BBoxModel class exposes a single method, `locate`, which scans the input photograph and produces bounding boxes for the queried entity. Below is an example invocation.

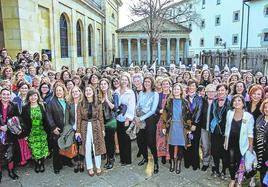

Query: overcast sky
[119,0,181,28]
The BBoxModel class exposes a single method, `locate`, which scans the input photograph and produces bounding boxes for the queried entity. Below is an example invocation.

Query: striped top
[256,120,267,169]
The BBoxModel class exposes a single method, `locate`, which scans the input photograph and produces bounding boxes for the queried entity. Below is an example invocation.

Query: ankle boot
[169,159,175,172]
[34,160,40,173]
[153,162,159,174]
[175,159,181,174]
[0,171,2,183]
[8,169,19,180]
[40,160,45,173]
[105,158,114,170]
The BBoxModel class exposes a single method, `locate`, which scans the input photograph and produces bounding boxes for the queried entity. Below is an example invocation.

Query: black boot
[138,158,148,166]
[169,159,175,172]
[175,159,181,174]
[8,169,19,180]
[161,157,166,164]
[40,160,45,173]
[0,171,2,183]
[153,162,159,174]
[34,160,40,173]
[105,158,114,170]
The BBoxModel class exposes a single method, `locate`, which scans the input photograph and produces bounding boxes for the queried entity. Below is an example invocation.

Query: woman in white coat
[224,94,254,187]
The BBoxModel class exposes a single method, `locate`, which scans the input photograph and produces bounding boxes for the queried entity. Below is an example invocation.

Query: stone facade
[0,0,122,71]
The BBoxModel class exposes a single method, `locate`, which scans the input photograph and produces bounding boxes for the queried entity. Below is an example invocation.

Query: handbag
[105,118,117,129]
[58,125,75,150]
[59,144,78,158]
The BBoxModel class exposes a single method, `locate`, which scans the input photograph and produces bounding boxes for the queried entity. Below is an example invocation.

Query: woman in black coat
[21,89,50,173]
[0,88,20,182]
[46,83,73,174]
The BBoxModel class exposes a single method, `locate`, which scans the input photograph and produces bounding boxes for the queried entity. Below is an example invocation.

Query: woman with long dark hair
[76,85,106,176]
[224,94,254,187]
[0,88,20,182]
[21,89,49,173]
[135,76,159,173]
[99,78,118,169]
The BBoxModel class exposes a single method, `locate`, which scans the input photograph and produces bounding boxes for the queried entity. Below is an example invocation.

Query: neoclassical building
[0,0,122,70]
[116,18,191,66]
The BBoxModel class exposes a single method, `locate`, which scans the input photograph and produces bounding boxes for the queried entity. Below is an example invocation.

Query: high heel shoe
[79,164,84,172]
[169,159,175,172]
[153,162,159,174]
[8,169,19,180]
[175,159,181,174]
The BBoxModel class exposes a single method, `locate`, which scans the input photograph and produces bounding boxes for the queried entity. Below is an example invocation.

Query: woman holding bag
[76,85,106,177]
[46,83,73,174]
[99,78,118,170]
[224,94,254,187]
[21,89,49,173]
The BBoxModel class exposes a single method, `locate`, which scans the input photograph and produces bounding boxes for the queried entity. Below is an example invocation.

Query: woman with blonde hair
[162,83,191,174]
[67,86,84,173]
[46,83,73,174]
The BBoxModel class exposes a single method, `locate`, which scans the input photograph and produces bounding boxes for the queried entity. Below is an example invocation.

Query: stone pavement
[1,142,228,187]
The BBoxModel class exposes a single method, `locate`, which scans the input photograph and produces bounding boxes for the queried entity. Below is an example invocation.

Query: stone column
[166,38,171,65]
[128,38,131,65]
[147,39,150,64]
[157,39,161,65]
[137,38,141,65]
[184,38,189,60]
[118,38,122,64]
[176,38,180,65]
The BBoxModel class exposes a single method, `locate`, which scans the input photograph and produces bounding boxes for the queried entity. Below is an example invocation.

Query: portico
[116,18,191,66]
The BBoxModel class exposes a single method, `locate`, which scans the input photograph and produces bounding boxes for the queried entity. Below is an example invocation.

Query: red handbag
[59,144,78,158]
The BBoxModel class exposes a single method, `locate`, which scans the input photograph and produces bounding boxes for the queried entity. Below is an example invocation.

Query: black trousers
[138,115,158,163]
[184,127,201,169]
[105,128,116,159]
[169,145,184,160]
[51,136,72,170]
[228,145,241,180]
[116,121,132,164]
[211,133,228,174]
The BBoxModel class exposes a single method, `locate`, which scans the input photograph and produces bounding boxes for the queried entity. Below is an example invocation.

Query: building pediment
[116,18,191,33]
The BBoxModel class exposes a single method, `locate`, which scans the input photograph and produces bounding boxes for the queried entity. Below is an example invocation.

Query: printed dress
[28,106,49,160]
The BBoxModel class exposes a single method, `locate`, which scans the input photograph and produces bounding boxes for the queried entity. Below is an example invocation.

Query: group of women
[0,49,267,187]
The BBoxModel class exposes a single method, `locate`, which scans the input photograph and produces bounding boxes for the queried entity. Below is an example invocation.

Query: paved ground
[1,142,229,187]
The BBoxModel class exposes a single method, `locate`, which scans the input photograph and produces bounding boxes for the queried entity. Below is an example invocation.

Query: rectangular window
[189,39,192,47]
[264,33,268,41]
[266,7,268,15]
[217,0,221,5]
[200,38,204,47]
[215,36,221,46]
[215,15,221,26]
[202,0,205,9]
[232,34,239,45]
[201,20,205,28]
[233,11,240,22]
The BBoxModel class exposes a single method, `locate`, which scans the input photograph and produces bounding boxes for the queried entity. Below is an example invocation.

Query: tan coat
[76,101,106,156]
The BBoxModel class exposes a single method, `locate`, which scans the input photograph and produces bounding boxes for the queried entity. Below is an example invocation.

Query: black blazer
[200,97,213,130]
[20,103,49,137]
[46,97,72,133]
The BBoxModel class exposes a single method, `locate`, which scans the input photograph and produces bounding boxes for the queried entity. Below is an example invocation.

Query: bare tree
[129,0,201,64]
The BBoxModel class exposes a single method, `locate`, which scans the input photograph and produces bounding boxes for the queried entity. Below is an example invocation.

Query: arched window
[88,25,92,56]
[60,14,68,58]
[76,21,82,57]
